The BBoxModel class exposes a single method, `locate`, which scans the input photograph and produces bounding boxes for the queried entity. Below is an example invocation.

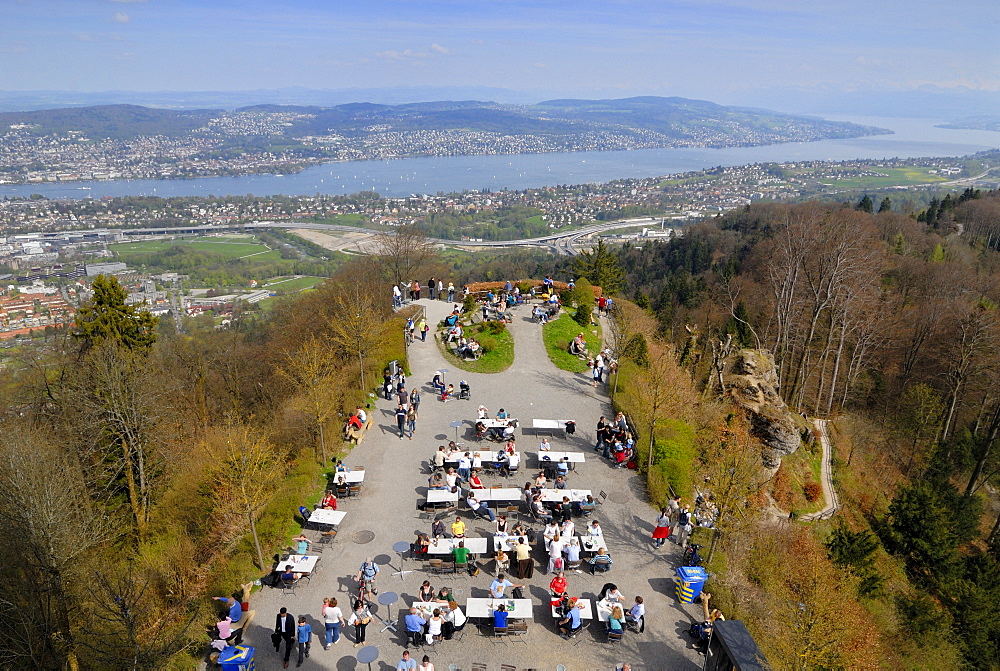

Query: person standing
[652,507,671,548]
[437,280,444,301]
[295,615,312,666]
[273,607,296,668]
[675,506,692,547]
[419,318,429,341]
[668,495,681,525]
[410,388,420,414]
[348,599,371,648]
[322,597,345,648]
[428,277,436,300]
[407,404,418,439]
[514,536,533,579]
[396,403,408,440]
[447,282,455,302]
[393,284,402,308]
[413,280,421,301]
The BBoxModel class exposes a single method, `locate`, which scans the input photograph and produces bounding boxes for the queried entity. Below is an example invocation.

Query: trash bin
[674,566,708,604]
[219,645,255,671]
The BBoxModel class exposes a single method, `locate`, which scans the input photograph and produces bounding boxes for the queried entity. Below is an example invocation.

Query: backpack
[679,511,690,526]
[553,557,564,571]
[361,562,378,579]
[261,571,280,588]
[511,586,524,599]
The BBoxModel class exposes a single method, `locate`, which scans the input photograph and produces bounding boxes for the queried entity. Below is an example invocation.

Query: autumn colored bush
[804,480,823,502]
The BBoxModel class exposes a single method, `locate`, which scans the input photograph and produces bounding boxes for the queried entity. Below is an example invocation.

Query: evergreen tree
[856,194,874,213]
[74,275,158,352]
[877,197,892,213]
[574,239,625,295]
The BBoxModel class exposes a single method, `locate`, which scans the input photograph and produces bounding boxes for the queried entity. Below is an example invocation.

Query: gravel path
[241,298,705,671]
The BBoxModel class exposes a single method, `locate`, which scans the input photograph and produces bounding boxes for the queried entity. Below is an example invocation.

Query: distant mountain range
[0,96,886,145]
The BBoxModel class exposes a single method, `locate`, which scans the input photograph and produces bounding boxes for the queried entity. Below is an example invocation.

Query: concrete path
[241,298,705,671]
[799,419,839,522]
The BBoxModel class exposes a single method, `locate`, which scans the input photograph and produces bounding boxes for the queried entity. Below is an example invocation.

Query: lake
[2,117,998,201]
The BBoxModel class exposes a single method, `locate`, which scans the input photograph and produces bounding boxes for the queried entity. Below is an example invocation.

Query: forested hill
[0,96,887,147]
[610,190,1000,666]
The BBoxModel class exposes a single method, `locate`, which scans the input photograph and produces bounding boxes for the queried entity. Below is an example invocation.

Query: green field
[812,166,952,189]
[112,235,274,259]
[263,276,327,292]
[542,310,602,373]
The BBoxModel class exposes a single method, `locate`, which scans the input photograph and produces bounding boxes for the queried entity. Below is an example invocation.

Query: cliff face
[720,349,804,469]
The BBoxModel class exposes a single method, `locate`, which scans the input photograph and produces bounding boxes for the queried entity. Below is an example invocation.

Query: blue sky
[2,0,998,105]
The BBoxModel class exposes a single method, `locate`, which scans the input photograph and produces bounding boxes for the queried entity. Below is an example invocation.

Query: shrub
[622,333,649,367]
[517,281,535,295]
[462,293,477,314]
[483,320,507,335]
[804,480,823,502]
[479,336,497,353]
[574,303,592,327]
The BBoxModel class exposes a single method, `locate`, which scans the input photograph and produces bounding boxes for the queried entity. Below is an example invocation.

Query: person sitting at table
[563,537,581,564]
[412,532,431,556]
[344,412,363,438]
[554,475,567,490]
[434,586,454,605]
[418,580,436,603]
[607,605,626,636]
[477,404,489,420]
[559,496,573,522]
[431,518,446,539]
[577,494,596,516]
[560,518,575,539]
[293,534,311,555]
[433,446,447,471]
[505,439,517,454]
[557,457,570,477]
[280,563,302,582]
[557,598,584,639]
[510,519,528,538]
[507,450,520,473]
[321,490,337,510]
[588,520,603,537]
[501,422,516,441]
[539,438,551,452]
[532,496,553,523]
[542,520,560,547]
[334,460,350,474]
[496,408,508,421]
[445,468,461,492]
[614,444,633,468]
[428,473,448,490]
[589,548,613,574]
[468,472,485,489]
[452,540,477,576]
[626,596,645,631]
[549,570,568,597]
[599,583,625,605]
[495,514,509,535]
[493,603,509,629]
[441,383,454,402]
[475,420,488,440]
[534,472,547,489]
[489,573,523,598]
[404,606,428,647]
[493,449,509,474]
[494,547,510,573]
[466,493,497,522]
[451,516,466,538]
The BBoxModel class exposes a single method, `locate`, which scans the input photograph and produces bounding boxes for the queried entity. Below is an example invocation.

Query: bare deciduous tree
[371,224,437,289]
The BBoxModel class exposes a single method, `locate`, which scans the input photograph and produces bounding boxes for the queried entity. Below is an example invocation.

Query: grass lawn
[437,322,514,373]
[816,166,951,189]
[264,276,327,292]
[543,310,602,373]
[112,236,272,260]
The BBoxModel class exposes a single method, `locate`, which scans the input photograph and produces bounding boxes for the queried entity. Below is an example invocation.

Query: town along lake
[2,117,998,201]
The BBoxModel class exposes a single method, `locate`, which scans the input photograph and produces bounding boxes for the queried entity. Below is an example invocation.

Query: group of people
[595,412,636,469]
[392,279,458,307]
[650,495,697,549]
[587,348,616,388]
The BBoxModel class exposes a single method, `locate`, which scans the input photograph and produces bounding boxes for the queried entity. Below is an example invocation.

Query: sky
[2,0,999,108]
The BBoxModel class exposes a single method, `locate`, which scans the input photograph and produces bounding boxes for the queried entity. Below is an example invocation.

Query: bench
[345,414,375,445]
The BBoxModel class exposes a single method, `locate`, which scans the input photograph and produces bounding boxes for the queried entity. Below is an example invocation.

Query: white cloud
[112,12,130,23]
[375,44,450,63]
[430,43,450,55]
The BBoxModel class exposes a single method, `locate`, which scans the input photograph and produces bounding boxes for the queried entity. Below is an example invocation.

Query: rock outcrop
[718,348,804,469]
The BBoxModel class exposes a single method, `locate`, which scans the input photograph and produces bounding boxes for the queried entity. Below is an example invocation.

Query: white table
[279,554,320,574]
[532,419,574,435]
[581,534,607,554]
[493,534,530,552]
[444,457,483,469]
[476,488,523,502]
[465,598,534,619]
[309,509,346,526]
[426,490,460,505]
[539,489,592,503]
[343,470,366,483]
[426,537,489,555]
[481,419,516,429]
[536,451,586,464]
[549,599,611,622]
[414,602,468,628]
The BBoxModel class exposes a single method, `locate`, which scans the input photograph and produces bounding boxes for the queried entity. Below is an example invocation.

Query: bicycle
[356,576,376,605]
[681,543,704,567]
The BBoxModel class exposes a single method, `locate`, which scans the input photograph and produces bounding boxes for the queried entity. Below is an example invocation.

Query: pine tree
[877,197,892,213]
[73,274,158,352]
[856,194,874,213]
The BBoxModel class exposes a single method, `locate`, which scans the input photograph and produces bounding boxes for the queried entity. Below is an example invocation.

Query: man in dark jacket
[274,607,296,668]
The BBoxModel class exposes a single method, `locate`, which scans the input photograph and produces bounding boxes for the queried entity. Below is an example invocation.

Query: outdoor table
[465,598,534,620]
[539,489,592,503]
[426,537,488,555]
[476,488,523,502]
[308,509,346,527]
[377,591,399,632]
[532,419,574,436]
[536,451,585,470]
[445,457,483,470]
[415,601,468,628]
[580,534,606,555]
[551,598,595,620]
[356,644,379,671]
[342,470,366,483]
[392,540,413,581]
[279,554,319,574]
[426,490,460,506]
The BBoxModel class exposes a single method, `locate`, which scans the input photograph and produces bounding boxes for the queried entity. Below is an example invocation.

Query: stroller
[458,381,471,400]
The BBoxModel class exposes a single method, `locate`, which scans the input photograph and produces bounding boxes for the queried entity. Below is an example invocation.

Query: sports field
[813,166,952,189]
[111,235,280,260]
[263,275,326,292]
